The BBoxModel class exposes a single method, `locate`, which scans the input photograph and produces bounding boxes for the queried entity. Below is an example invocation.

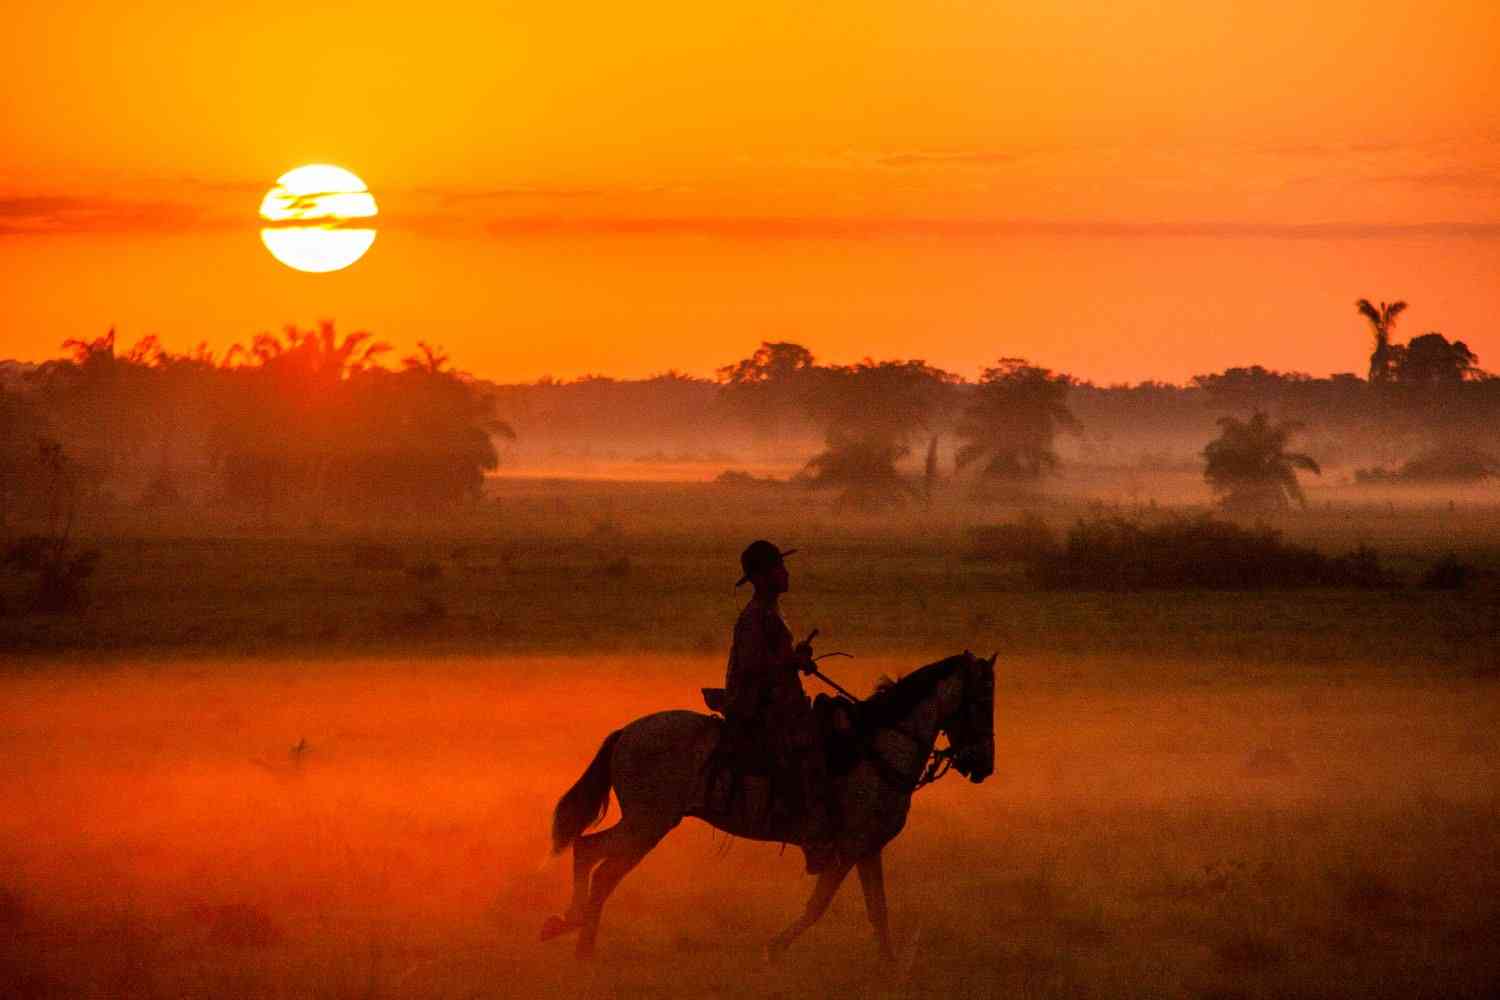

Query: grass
[1,477,1497,672]
[1,655,1496,998]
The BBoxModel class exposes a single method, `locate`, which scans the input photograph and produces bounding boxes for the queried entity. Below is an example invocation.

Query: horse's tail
[551,729,621,855]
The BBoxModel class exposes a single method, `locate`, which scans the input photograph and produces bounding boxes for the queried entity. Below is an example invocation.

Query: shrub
[1396,445,1498,483]
[964,513,1058,563]
[1422,553,1472,590]
[4,535,100,613]
[714,469,779,486]
[1027,515,1389,590]
[1357,445,1499,484]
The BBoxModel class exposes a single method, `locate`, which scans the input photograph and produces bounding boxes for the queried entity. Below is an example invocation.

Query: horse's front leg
[766,858,854,961]
[857,851,895,961]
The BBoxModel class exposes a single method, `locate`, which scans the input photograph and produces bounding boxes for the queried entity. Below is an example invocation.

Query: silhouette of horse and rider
[541,541,996,959]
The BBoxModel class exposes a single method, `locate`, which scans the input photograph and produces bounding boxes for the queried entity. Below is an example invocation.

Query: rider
[724,540,838,874]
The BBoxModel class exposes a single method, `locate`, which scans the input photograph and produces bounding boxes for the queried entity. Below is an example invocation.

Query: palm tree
[954,359,1079,495]
[1202,411,1321,511]
[799,359,957,509]
[229,322,391,381]
[1356,298,1407,384]
[402,341,450,374]
[802,434,918,509]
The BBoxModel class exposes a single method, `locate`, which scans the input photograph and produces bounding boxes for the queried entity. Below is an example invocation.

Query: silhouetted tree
[801,359,957,508]
[954,359,1079,495]
[1192,366,1312,414]
[1391,332,1480,385]
[715,341,820,444]
[3,440,99,613]
[922,435,940,507]
[1356,298,1407,384]
[802,436,917,508]
[1202,411,1321,511]
[0,386,49,532]
[402,341,450,374]
[208,324,508,513]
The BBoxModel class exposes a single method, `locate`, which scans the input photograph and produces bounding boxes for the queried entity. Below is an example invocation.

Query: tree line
[2,297,1496,528]
[1,323,511,530]
[711,300,1496,509]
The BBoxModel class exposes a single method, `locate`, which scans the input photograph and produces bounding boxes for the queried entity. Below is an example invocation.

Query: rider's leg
[796,744,837,873]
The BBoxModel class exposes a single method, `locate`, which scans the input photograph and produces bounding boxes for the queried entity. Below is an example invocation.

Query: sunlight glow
[259,164,377,273]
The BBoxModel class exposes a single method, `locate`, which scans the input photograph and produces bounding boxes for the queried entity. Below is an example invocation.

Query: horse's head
[944,651,996,783]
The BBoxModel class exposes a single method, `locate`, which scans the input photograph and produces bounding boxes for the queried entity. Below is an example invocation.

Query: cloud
[872,150,1022,168]
[1371,168,1500,191]
[0,195,204,235]
[434,187,610,203]
[482,216,1500,241]
[423,184,670,205]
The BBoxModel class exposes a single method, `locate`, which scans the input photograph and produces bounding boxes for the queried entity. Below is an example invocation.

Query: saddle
[700,687,775,777]
[700,688,794,837]
[701,687,860,773]
[698,688,861,839]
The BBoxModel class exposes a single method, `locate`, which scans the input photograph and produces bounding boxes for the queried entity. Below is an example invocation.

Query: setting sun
[258,164,377,273]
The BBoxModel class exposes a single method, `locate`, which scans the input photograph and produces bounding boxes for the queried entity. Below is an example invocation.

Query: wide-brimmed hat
[735,539,797,587]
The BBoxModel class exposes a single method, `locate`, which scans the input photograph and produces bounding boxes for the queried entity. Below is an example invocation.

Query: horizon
[0,322,1443,388]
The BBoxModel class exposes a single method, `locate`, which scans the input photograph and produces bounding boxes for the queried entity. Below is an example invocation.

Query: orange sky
[2,0,1498,383]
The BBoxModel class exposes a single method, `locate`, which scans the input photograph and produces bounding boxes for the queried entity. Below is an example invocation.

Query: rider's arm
[766,612,816,677]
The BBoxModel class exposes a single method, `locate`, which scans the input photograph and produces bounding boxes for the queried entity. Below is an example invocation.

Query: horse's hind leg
[575,821,672,959]
[565,824,623,923]
[541,824,621,941]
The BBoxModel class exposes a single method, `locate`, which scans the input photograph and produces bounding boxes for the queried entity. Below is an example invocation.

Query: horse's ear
[987,652,998,668]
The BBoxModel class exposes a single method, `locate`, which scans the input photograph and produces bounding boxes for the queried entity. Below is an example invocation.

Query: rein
[824,651,986,794]
[915,746,956,789]
[866,722,958,793]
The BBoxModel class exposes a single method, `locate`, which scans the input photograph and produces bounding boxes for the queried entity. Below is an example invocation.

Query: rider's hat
[735,539,797,587]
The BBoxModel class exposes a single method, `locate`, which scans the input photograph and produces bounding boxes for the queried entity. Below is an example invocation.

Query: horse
[540,650,996,959]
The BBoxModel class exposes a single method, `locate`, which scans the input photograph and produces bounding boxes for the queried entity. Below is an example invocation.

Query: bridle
[867,654,992,793]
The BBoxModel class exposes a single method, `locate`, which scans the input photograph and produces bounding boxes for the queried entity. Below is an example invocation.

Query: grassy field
[2,477,1497,672]
[1,655,1497,999]
[2,479,1498,997]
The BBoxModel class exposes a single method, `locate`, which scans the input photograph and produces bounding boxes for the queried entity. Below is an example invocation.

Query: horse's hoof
[539,914,575,942]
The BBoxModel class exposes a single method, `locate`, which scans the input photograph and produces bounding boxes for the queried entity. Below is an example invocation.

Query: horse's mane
[857,654,967,726]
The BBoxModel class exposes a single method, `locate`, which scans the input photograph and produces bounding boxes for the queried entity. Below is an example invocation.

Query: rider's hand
[794,628,817,673]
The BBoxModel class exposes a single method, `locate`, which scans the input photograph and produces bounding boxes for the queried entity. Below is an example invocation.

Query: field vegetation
[2,654,1497,999]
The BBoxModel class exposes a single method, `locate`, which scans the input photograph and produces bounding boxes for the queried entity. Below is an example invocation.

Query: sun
[259,164,377,273]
